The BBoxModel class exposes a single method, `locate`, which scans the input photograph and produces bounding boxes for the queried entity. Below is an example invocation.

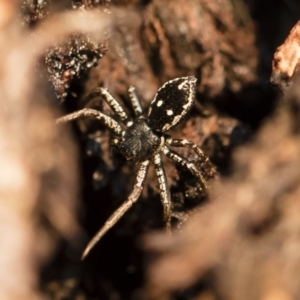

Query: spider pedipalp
[56,76,213,259]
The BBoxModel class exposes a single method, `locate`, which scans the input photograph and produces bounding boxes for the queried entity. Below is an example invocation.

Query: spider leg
[56,108,123,136]
[153,153,172,233]
[84,87,129,123]
[81,160,150,260]
[128,86,143,117]
[165,137,210,165]
[162,145,208,192]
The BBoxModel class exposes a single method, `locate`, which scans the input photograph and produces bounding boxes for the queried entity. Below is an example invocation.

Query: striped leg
[153,153,172,233]
[56,108,123,136]
[84,87,129,123]
[81,160,150,260]
[165,137,209,164]
[128,86,143,117]
[162,145,208,192]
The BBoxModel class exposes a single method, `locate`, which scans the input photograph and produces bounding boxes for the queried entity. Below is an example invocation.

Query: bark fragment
[271,20,300,93]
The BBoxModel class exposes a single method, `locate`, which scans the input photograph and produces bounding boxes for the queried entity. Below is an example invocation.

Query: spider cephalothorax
[57,76,213,259]
[118,117,161,163]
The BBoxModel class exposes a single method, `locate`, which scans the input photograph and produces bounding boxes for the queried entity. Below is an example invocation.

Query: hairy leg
[165,137,209,164]
[56,108,123,136]
[84,87,129,122]
[128,86,143,117]
[162,145,208,192]
[153,153,172,233]
[81,160,150,259]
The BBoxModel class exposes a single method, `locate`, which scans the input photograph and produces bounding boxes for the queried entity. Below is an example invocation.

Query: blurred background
[1,0,300,299]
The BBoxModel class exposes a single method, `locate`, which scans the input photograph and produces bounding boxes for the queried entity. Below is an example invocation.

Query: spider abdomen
[148,76,197,132]
[118,117,160,163]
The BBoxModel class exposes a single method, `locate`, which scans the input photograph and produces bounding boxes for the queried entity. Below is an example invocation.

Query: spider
[57,76,212,259]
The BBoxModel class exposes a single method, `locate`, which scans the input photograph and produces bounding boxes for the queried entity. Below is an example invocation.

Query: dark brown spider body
[119,117,161,163]
[56,76,213,259]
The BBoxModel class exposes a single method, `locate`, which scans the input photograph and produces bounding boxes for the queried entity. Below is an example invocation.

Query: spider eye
[148,76,197,132]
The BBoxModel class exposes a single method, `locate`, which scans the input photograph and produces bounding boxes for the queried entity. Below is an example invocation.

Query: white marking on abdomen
[157,100,163,107]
